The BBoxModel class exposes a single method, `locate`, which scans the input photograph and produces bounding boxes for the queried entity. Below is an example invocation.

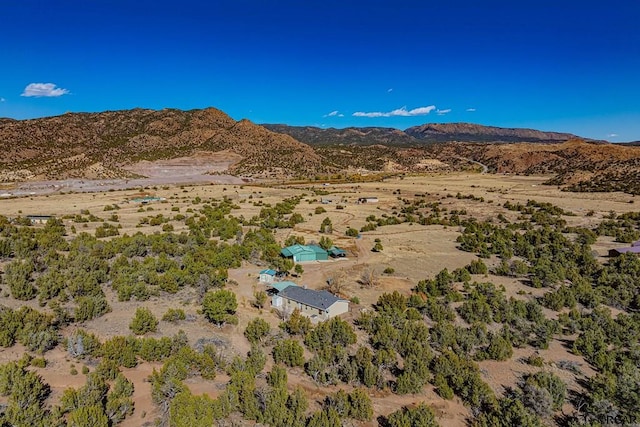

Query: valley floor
[0,172,637,426]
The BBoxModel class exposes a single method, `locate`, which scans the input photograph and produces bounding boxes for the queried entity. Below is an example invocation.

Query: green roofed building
[271,281,298,293]
[258,269,277,283]
[280,244,328,262]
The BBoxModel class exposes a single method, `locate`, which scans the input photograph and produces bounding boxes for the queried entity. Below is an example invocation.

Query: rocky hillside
[264,122,584,145]
[405,123,582,143]
[262,124,420,145]
[431,139,640,194]
[0,108,324,180]
[434,139,637,174]
[3,108,639,194]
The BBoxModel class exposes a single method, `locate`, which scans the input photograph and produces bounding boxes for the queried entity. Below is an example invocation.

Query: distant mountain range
[263,122,585,145]
[1,107,640,195]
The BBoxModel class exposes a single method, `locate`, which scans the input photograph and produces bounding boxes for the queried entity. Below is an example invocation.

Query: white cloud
[607,133,618,138]
[21,83,70,97]
[437,108,452,115]
[466,108,476,112]
[353,105,436,118]
[324,110,345,118]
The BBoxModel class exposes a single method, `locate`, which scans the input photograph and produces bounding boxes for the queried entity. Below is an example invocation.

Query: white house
[270,281,298,308]
[276,286,349,321]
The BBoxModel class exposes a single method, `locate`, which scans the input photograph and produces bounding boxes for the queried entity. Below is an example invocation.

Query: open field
[0,172,638,426]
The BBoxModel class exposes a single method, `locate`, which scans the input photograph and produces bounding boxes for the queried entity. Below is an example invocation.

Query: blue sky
[1,0,639,141]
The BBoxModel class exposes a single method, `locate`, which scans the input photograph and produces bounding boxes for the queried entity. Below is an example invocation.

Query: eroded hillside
[0,108,325,180]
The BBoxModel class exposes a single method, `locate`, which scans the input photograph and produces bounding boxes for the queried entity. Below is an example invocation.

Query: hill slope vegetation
[0,108,324,180]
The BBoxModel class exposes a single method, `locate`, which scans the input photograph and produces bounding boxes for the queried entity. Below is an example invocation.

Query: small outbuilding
[281,244,329,262]
[26,215,54,224]
[609,246,640,257]
[258,269,277,284]
[357,197,378,203]
[328,246,347,258]
[131,196,165,204]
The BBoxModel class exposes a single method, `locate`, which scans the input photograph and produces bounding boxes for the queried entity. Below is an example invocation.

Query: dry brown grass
[0,172,637,425]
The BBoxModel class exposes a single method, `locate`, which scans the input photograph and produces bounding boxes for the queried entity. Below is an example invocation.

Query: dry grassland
[0,172,637,425]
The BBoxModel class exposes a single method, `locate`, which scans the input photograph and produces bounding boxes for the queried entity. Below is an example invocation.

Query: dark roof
[279,286,342,311]
[328,246,346,256]
[611,246,640,255]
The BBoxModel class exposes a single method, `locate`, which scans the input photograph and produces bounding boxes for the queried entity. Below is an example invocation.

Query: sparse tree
[345,227,359,237]
[320,217,333,234]
[202,289,238,327]
[162,308,186,323]
[279,309,312,336]
[386,403,439,427]
[318,236,333,250]
[129,307,158,335]
[359,268,379,288]
[272,339,305,367]
[326,270,347,294]
[468,258,488,275]
[245,318,270,344]
[67,405,109,427]
[253,290,267,309]
[284,235,305,247]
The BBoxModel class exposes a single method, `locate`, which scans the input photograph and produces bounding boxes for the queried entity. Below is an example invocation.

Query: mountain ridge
[0,107,324,180]
[2,107,640,195]
[263,122,589,145]
[405,122,585,143]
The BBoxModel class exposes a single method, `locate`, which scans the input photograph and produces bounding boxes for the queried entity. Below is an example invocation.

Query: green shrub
[386,403,439,427]
[162,308,186,323]
[31,357,47,368]
[202,289,238,327]
[244,318,270,344]
[525,353,545,367]
[345,228,359,237]
[468,259,488,275]
[272,339,305,367]
[75,296,110,322]
[129,307,159,335]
